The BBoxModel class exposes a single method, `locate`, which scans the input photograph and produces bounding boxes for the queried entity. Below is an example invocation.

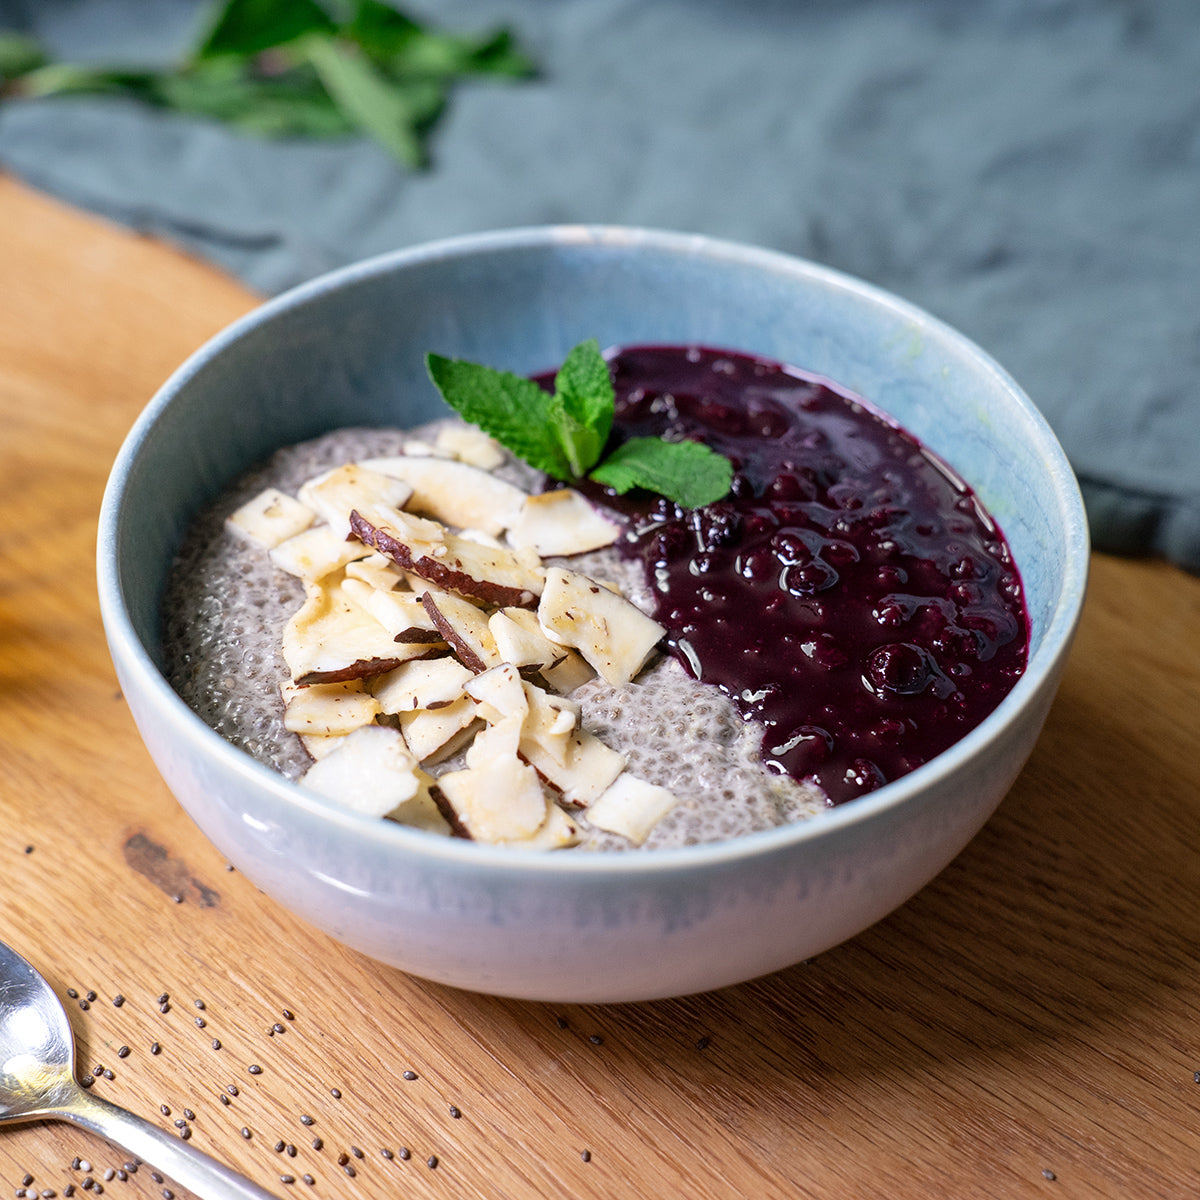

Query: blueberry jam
[563,345,1028,805]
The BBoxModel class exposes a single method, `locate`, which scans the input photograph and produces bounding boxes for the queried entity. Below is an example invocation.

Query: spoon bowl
[0,941,277,1200]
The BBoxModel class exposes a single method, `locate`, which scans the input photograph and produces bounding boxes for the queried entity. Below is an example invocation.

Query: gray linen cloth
[2,0,1197,568]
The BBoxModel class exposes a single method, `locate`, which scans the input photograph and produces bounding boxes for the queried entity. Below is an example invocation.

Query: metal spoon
[0,940,277,1200]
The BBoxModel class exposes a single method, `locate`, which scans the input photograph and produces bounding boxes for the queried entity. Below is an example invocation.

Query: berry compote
[581,345,1028,805]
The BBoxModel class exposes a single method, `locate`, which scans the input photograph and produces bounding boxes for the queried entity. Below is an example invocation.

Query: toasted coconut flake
[507,489,620,557]
[227,487,315,549]
[433,425,506,469]
[270,524,371,582]
[398,695,480,763]
[373,656,473,715]
[360,455,526,535]
[512,803,580,850]
[463,662,528,723]
[283,576,417,684]
[299,725,423,818]
[438,754,551,844]
[488,607,594,693]
[585,774,680,845]
[282,680,380,736]
[538,566,664,687]
[419,589,502,673]
[350,503,543,608]
[344,552,406,592]
[520,681,580,768]
[519,727,625,807]
[298,463,414,541]
[340,576,444,643]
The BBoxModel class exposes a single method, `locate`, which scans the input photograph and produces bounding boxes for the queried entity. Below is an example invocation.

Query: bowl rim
[97,223,1090,879]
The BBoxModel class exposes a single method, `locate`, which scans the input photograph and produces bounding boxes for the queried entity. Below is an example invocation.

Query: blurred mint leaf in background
[0,0,535,168]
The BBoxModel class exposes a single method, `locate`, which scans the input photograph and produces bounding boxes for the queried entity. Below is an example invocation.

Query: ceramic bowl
[97,227,1088,1003]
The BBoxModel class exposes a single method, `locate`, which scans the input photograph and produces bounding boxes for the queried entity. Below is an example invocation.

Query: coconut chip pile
[225,426,684,850]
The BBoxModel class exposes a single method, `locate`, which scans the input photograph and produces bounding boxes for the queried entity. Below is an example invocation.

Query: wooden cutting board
[2,174,1199,1200]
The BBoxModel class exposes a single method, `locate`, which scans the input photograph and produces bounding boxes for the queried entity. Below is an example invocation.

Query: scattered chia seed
[92,1066,104,1078]
[241,1128,252,1140]
[272,1023,286,1034]
[22,1176,33,1187]
[581,1149,592,1163]
[310,1138,323,1151]
[80,1180,93,1191]
[102,1173,112,1184]
[184,1109,195,1120]
[123,1164,136,1175]
[329,1087,341,1099]
[219,1094,231,1106]
[173,1119,186,1129]
[279,1177,294,1187]
[299,1115,314,1126]
[79,1076,92,1089]
[555,1016,568,1029]
[350,1147,363,1160]
[117,1046,130,1059]
[380,1149,393,1161]
[70,1160,81,1171]
[67,990,78,999]
[93,1187,103,1196]
[281,1009,294,1021]
[193,999,205,1010]
[695,1036,711,1050]
[85,991,97,1002]
[1043,1169,1057,1181]
[402,1071,417,1081]
[301,1176,314,1187]
[23,845,32,854]
[158,994,169,1005]
[336,1154,348,1167]
[170,895,182,904]
[79,1001,90,1011]
[179,1129,191,1141]
[161,1105,171,1116]
[274,1142,285,1154]
[449,1105,461,1119]
[427,1156,438,1170]
[116,1174,126,1184]
[195,1017,206,1028]
[248,1064,262,1075]
[162,1190,173,1200]
[589,1034,604,1046]
[397,1148,411,1161]
[1193,1071,1200,1084]
[286,1145,296,1158]
[102,1069,114,1080]
[149,1175,163,1185]
[150,1042,161,1055]
[63,1188,74,1198]
[112,996,124,1007]
[159,1003,170,1014]
[212,1039,221,1050]
[227,1084,239,1096]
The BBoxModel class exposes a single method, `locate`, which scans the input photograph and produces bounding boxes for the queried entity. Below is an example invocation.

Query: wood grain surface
[2,174,1199,1200]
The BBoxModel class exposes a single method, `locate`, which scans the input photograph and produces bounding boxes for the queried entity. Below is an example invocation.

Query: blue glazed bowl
[97,227,1088,1002]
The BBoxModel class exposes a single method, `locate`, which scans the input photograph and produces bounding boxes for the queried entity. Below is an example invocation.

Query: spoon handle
[58,1086,278,1200]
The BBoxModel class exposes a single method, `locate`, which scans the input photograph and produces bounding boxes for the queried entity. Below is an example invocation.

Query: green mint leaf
[0,32,46,81]
[589,437,733,509]
[303,32,428,167]
[426,353,574,481]
[548,338,612,477]
[195,0,335,61]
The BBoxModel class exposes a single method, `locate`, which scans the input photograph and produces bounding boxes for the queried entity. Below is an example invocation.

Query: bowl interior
[107,225,1086,807]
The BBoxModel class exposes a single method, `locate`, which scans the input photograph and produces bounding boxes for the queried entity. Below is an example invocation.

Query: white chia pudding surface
[160,422,828,851]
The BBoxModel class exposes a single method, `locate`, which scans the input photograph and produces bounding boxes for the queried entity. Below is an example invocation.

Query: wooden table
[2,173,1199,1200]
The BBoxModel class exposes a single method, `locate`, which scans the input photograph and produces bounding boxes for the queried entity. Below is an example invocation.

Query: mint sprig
[426,340,733,509]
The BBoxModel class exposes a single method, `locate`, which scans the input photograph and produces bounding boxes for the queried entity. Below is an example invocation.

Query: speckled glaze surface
[97,227,1088,1002]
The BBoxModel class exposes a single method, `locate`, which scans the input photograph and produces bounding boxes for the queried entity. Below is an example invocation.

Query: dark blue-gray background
[2,0,1197,569]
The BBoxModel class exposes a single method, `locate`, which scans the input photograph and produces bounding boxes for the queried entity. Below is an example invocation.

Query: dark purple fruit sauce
[561,345,1029,805]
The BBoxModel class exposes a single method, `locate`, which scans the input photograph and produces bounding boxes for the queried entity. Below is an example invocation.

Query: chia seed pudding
[161,345,1027,849]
